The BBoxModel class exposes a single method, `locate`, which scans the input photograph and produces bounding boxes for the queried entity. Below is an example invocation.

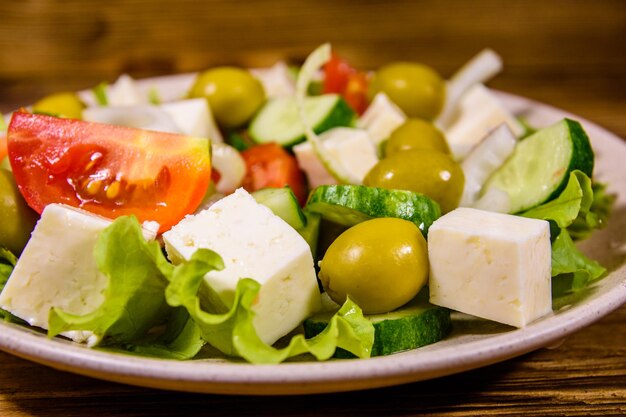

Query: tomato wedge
[7,111,212,232]
[323,52,370,115]
[240,143,307,205]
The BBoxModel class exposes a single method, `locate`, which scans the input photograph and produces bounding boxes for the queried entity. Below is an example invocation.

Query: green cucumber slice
[252,187,307,230]
[481,118,594,213]
[298,210,321,258]
[305,184,441,237]
[304,290,451,357]
[248,95,355,147]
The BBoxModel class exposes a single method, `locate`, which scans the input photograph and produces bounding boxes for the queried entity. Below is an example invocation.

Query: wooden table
[0,1,625,415]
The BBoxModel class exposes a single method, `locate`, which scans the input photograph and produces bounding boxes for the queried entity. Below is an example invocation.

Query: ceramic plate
[1,76,625,395]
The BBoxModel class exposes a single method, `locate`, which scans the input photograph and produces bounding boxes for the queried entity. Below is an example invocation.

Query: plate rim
[1,87,625,395]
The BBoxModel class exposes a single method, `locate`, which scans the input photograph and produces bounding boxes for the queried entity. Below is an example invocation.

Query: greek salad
[0,44,614,364]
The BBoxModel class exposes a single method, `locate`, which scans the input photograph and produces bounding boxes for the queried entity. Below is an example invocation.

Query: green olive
[369,62,445,120]
[364,149,464,213]
[33,92,84,119]
[0,169,38,255]
[384,118,450,157]
[188,67,265,129]
[318,218,428,314]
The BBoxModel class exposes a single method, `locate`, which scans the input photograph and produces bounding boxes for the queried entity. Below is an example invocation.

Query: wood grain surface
[0,0,625,415]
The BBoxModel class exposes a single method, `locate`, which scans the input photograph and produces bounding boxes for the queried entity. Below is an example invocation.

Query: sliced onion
[211,143,246,194]
[436,49,503,129]
[295,43,361,185]
[460,123,516,207]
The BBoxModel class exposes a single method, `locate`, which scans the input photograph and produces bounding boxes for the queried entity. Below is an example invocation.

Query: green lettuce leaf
[0,113,6,132]
[165,251,375,364]
[100,307,204,360]
[551,228,606,294]
[568,182,616,240]
[0,247,16,290]
[0,248,25,323]
[521,170,610,293]
[47,216,202,359]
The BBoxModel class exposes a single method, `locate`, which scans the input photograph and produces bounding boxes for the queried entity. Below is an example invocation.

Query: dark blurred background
[0,0,625,136]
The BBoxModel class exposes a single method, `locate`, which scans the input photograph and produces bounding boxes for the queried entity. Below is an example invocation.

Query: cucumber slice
[305,184,441,237]
[304,290,451,357]
[249,95,355,147]
[481,118,594,213]
[252,187,307,230]
[299,210,321,259]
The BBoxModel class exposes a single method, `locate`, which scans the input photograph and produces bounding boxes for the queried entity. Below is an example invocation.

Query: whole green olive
[364,149,464,213]
[32,92,84,119]
[188,67,265,129]
[369,62,445,120]
[0,169,38,254]
[384,118,450,157]
[318,217,428,314]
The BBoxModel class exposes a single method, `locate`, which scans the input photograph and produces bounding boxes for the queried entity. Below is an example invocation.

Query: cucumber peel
[252,187,307,230]
[306,184,441,237]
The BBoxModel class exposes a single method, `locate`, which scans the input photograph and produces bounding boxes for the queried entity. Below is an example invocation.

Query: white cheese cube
[428,207,552,327]
[107,74,148,106]
[249,61,296,98]
[444,84,523,161]
[160,98,223,143]
[357,92,406,149]
[162,188,321,345]
[0,204,157,344]
[293,127,379,188]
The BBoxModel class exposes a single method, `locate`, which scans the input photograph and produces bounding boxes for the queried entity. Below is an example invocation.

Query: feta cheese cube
[160,98,223,143]
[249,61,296,98]
[0,204,157,343]
[428,207,551,327]
[162,188,321,345]
[357,93,406,149]
[293,127,379,188]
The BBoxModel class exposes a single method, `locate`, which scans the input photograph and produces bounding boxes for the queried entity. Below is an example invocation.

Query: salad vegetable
[0,43,614,365]
[7,111,212,232]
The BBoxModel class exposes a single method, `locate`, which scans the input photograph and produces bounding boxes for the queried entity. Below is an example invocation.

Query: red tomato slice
[323,52,355,95]
[240,143,307,205]
[343,72,369,115]
[7,111,212,232]
[323,53,370,115]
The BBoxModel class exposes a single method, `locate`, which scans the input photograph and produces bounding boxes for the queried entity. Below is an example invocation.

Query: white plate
[1,79,625,395]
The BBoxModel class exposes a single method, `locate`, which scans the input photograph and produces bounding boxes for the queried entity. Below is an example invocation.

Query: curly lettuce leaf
[521,171,610,293]
[100,307,204,360]
[0,247,16,290]
[165,252,375,364]
[568,181,616,240]
[551,228,606,294]
[0,248,24,323]
[47,216,202,359]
